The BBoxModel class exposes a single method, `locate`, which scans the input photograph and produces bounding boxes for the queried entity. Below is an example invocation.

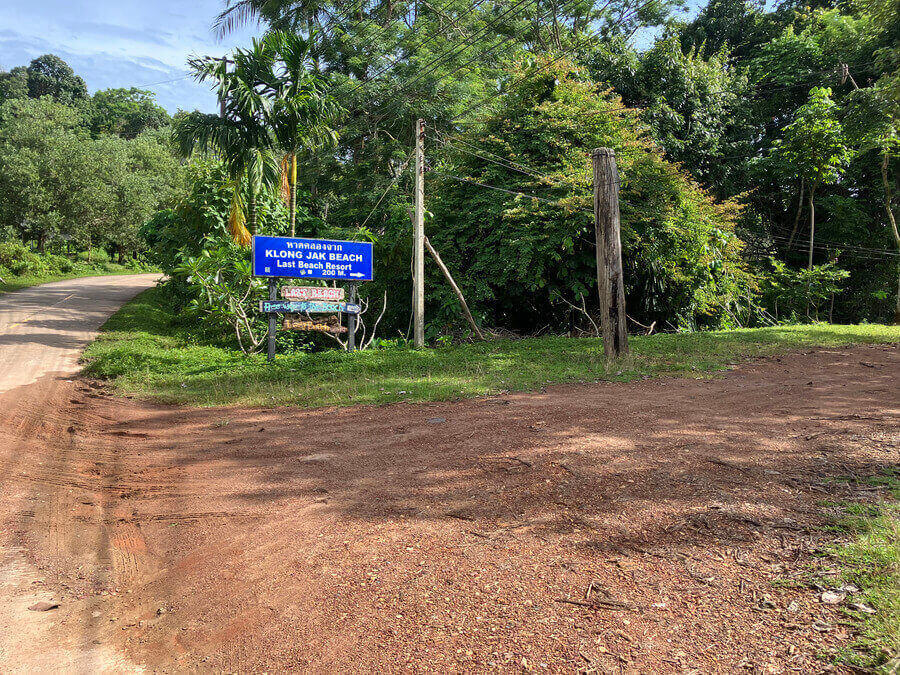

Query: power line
[338,0,495,102]
[134,73,191,88]
[333,0,584,147]
[766,233,900,259]
[450,0,662,123]
[434,162,900,262]
[434,131,564,184]
[358,149,415,228]
[345,0,546,122]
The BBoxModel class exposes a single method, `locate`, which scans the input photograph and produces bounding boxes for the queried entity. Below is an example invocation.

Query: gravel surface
[1,325,896,671]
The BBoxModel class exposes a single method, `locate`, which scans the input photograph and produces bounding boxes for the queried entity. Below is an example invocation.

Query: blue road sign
[260,300,361,314]
[252,235,373,281]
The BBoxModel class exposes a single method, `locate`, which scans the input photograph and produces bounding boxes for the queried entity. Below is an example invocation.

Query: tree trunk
[116,244,125,265]
[807,182,817,271]
[248,189,258,236]
[787,177,805,246]
[37,231,46,254]
[290,153,298,237]
[881,152,900,324]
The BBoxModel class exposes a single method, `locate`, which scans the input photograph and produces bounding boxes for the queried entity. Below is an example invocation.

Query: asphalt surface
[0,274,159,394]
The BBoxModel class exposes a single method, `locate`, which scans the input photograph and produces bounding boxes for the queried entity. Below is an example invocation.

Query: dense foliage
[0,55,181,266]
[198,0,897,335]
[1,0,898,352]
[427,59,751,333]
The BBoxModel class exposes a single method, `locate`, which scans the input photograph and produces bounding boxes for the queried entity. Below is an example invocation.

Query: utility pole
[592,148,628,358]
[413,118,426,349]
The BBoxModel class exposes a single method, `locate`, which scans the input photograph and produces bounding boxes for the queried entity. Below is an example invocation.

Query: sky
[0,0,258,113]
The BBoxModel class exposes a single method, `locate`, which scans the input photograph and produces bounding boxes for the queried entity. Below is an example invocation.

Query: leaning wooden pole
[592,148,629,358]
[424,236,485,341]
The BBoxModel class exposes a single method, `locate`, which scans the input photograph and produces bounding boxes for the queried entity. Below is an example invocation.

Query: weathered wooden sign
[283,317,347,333]
[260,300,361,314]
[281,286,345,301]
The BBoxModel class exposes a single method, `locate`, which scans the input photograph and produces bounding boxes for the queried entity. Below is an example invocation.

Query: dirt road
[0,278,896,671]
[0,274,157,672]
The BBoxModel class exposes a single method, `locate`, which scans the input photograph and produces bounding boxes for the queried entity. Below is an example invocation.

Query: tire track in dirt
[0,275,158,672]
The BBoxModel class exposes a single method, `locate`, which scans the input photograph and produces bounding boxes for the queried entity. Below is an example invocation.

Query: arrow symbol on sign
[349,272,365,278]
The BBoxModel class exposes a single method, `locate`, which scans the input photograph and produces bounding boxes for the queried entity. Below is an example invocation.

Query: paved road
[0,274,159,393]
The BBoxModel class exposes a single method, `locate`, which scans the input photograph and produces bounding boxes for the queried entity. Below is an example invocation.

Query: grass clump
[830,469,899,670]
[81,286,900,409]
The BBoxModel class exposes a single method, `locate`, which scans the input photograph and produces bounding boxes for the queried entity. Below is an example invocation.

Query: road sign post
[267,279,277,362]
[252,236,373,281]
[348,283,358,352]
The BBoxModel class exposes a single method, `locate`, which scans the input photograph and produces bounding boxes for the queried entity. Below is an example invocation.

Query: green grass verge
[830,469,899,670]
[81,286,900,409]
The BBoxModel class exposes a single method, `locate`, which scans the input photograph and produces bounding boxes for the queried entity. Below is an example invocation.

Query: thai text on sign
[252,235,373,281]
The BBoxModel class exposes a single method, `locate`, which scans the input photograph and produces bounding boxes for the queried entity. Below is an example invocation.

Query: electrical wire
[343,0,546,121]
[450,0,663,123]
[338,0,495,102]
[358,149,415,228]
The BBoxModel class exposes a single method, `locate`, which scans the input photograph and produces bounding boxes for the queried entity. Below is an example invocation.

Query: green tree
[679,0,787,61]
[770,87,851,270]
[0,97,96,251]
[260,30,341,236]
[0,66,28,104]
[25,54,88,104]
[593,34,753,196]
[844,85,900,321]
[88,88,171,138]
[91,131,184,262]
[213,0,677,230]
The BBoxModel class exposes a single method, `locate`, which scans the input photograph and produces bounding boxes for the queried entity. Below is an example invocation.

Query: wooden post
[413,118,426,349]
[347,283,357,352]
[592,148,628,358]
[266,279,277,362]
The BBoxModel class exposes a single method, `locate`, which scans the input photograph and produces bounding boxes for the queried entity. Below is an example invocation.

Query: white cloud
[0,0,259,112]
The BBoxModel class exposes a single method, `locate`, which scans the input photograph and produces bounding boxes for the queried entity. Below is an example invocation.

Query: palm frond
[228,186,252,247]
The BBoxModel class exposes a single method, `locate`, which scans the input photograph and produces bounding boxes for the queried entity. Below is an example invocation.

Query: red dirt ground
[1,344,897,672]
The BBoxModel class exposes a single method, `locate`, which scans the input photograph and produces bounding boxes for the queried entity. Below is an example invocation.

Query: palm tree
[173,39,279,245]
[263,30,341,235]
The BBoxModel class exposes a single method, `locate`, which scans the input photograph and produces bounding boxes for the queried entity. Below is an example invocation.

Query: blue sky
[0,0,258,113]
[0,1,706,114]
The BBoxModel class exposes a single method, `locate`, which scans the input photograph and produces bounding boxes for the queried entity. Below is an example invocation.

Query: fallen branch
[708,457,753,472]
[626,314,656,335]
[556,292,600,337]
[555,598,634,610]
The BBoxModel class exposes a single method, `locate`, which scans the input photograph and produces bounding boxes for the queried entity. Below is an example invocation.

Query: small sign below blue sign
[252,235,373,281]
[260,300,361,314]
